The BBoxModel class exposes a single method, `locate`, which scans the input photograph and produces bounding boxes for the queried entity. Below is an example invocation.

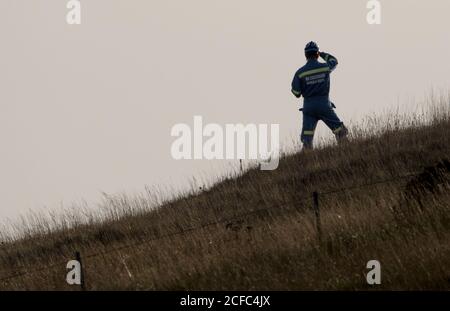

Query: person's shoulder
[295,64,308,75]
[314,60,329,67]
[317,61,331,70]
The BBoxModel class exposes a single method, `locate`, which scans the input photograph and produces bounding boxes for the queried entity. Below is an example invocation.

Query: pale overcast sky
[0,0,449,221]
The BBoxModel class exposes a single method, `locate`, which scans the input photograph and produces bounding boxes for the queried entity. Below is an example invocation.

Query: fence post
[312,191,322,242]
[75,251,86,291]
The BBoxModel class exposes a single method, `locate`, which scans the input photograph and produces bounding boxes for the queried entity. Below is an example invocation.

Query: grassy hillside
[0,101,449,290]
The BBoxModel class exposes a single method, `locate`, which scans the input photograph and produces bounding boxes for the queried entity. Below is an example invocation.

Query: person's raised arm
[319,51,338,71]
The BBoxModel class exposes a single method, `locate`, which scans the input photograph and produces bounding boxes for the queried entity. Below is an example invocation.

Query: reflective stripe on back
[298,67,330,79]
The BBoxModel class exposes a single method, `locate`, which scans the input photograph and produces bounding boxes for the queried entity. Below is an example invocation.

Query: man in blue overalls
[291,41,348,149]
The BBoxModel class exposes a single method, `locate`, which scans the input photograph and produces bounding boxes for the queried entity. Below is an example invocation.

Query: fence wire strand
[0,172,418,284]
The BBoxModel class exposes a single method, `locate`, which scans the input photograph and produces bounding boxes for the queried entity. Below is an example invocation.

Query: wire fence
[0,172,421,286]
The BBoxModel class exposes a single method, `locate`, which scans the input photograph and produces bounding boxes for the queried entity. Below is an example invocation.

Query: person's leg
[320,104,349,144]
[301,113,319,149]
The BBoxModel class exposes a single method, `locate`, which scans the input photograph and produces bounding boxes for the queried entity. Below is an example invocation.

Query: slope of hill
[0,103,449,290]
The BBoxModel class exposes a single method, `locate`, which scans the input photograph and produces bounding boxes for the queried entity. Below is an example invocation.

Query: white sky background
[0,0,449,221]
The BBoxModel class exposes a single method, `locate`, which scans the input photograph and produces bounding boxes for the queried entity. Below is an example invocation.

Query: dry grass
[0,96,449,290]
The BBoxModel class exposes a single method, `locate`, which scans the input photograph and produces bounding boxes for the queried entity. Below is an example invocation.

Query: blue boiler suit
[291,52,346,148]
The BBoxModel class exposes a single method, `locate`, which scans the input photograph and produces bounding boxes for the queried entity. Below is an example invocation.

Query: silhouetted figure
[291,41,348,149]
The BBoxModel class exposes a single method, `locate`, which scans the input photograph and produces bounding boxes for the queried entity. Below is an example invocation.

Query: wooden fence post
[75,251,86,291]
[312,191,322,242]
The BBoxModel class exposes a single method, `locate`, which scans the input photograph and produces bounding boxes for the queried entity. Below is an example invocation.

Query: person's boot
[302,141,313,150]
[334,124,349,144]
